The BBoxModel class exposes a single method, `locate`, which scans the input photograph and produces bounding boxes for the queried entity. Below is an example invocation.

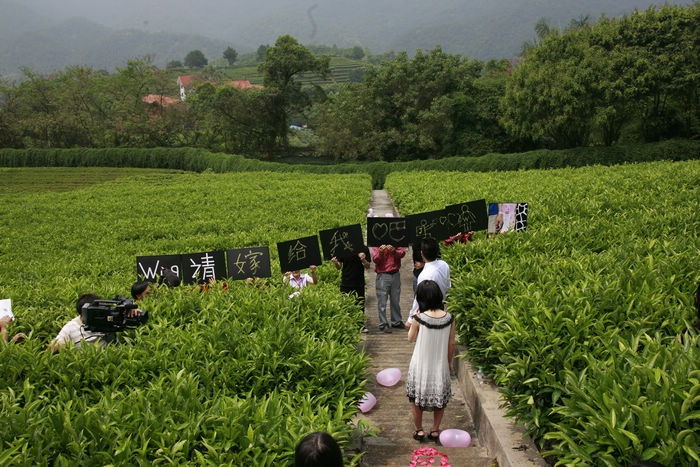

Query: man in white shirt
[51,294,117,352]
[406,237,451,328]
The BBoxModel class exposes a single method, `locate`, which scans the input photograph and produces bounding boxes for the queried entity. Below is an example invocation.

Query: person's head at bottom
[295,432,343,467]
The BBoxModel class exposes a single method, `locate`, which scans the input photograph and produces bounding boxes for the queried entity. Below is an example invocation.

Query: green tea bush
[385,161,700,465]
[0,171,372,464]
[1,139,698,189]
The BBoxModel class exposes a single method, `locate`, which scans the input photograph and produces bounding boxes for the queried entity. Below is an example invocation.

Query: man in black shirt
[331,246,371,330]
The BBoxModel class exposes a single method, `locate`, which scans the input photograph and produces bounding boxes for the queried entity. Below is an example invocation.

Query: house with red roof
[226,80,264,90]
[178,75,263,100]
[142,94,181,117]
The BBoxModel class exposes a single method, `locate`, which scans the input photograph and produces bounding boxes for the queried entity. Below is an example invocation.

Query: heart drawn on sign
[446,212,459,227]
[372,223,389,240]
[438,216,448,226]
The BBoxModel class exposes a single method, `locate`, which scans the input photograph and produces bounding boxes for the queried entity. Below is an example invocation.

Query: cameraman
[50,293,140,353]
[131,281,152,301]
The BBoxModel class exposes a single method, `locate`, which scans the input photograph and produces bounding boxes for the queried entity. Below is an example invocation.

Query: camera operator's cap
[163,269,182,287]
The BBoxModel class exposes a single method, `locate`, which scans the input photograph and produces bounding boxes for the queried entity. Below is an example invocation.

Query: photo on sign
[0,298,12,322]
[136,254,182,282]
[488,202,528,236]
[406,209,450,243]
[181,251,227,285]
[319,224,364,260]
[367,217,409,247]
[277,235,323,273]
[226,247,271,280]
[444,199,488,234]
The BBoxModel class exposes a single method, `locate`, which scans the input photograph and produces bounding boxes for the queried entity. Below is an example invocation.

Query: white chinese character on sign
[190,253,216,280]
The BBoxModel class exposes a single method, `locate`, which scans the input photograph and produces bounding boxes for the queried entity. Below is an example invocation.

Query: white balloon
[439,428,471,447]
[376,367,402,386]
[357,392,377,413]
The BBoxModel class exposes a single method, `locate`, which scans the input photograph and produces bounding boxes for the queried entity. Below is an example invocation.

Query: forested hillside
[1,5,697,159]
[0,0,687,77]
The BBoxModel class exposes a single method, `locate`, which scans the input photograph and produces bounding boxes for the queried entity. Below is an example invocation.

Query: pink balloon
[357,392,377,413]
[439,429,471,448]
[376,367,402,386]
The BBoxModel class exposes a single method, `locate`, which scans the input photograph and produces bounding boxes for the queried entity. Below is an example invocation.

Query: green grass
[0,167,187,194]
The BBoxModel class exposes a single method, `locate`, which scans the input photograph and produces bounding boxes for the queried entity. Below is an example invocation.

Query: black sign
[136,254,182,282]
[406,209,450,242]
[181,250,227,284]
[444,199,488,233]
[319,224,364,260]
[367,217,409,247]
[277,235,323,273]
[226,247,271,279]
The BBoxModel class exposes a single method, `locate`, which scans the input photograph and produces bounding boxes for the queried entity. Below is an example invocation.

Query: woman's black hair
[295,432,343,467]
[416,280,444,312]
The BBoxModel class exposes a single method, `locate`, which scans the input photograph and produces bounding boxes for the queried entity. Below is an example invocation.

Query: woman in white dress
[406,280,456,442]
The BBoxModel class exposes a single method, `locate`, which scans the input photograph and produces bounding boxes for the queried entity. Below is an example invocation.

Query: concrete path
[355,190,493,466]
[353,190,546,467]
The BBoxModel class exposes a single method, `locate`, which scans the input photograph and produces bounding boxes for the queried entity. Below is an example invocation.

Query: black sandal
[413,429,425,441]
[428,430,440,442]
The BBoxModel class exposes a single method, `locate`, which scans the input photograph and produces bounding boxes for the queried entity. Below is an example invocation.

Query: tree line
[0,4,697,160]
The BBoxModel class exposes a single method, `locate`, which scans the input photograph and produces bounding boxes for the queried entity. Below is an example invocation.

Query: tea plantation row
[385,160,699,465]
[0,171,373,465]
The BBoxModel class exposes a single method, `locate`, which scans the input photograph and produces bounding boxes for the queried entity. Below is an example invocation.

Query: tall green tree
[187,82,275,155]
[501,29,596,148]
[256,45,269,62]
[317,47,494,161]
[501,4,699,147]
[223,47,238,66]
[184,50,208,68]
[258,35,329,153]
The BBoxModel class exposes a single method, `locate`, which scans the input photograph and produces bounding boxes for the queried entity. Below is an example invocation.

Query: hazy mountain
[0,0,687,78]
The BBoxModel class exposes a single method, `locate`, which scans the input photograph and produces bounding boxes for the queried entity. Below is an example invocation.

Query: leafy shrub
[385,160,700,465]
[1,139,698,189]
[0,171,372,464]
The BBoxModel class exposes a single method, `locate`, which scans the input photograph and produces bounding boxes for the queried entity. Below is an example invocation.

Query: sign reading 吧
[406,209,449,242]
[226,247,271,280]
[444,199,488,234]
[367,217,409,247]
[319,224,364,260]
[276,235,323,273]
[181,250,227,285]
[136,254,182,282]
[488,202,528,236]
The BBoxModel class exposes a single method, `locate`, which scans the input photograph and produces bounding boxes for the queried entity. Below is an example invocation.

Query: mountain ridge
[0,0,686,78]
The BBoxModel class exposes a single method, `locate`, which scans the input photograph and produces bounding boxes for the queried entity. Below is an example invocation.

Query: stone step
[361,437,495,466]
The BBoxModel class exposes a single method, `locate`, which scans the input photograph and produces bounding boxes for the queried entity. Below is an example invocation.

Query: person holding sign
[0,300,26,344]
[372,244,406,333]
[331,247,371,330]
[283,265,318,290]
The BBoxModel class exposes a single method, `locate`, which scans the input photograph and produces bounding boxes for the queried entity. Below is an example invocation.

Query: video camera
[82,296,148,332]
